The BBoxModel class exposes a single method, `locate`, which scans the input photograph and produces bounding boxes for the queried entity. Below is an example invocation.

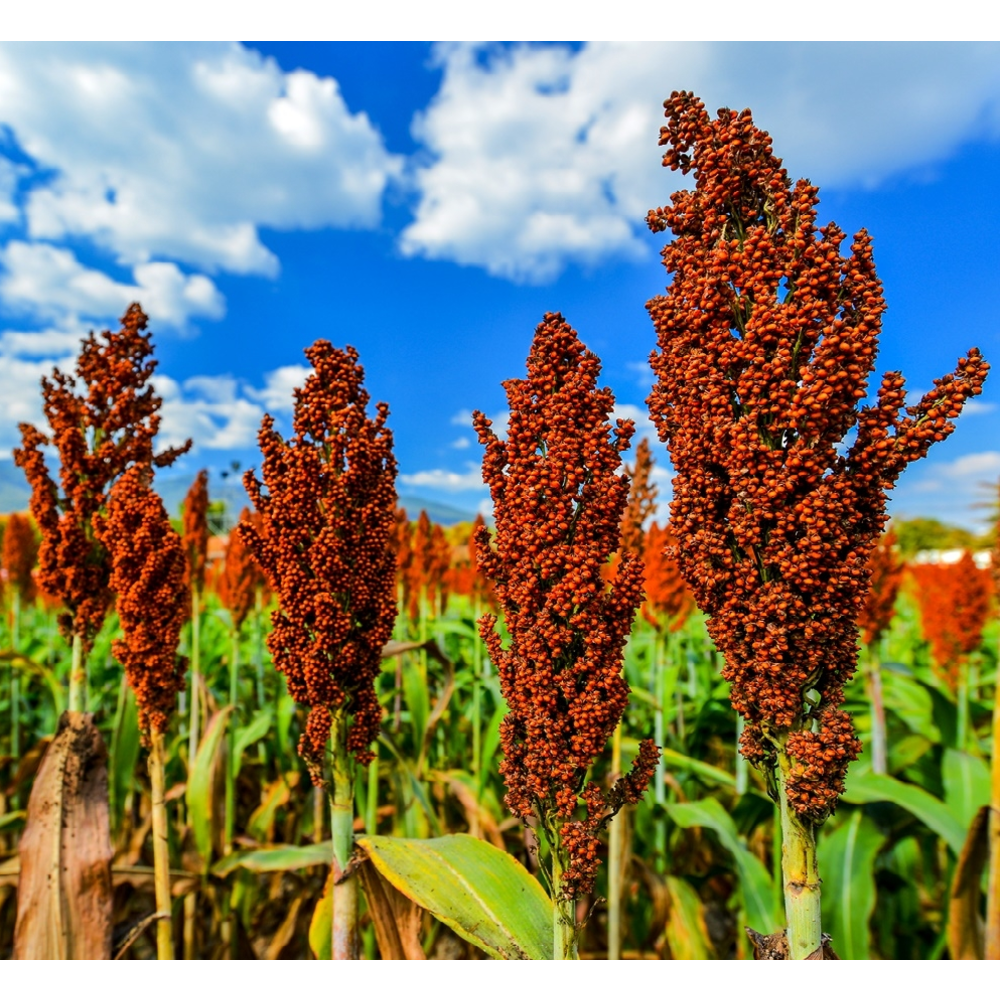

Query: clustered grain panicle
[642,522,694,632]
[474,312,659,898]
[858,528,904,648]
[239,341,397,781]
[645,92,988,821]
[218,508,266,630]
[13,304,191,651]
[95,464,188,738]
[2,513,39,604]
[183,470,210,597]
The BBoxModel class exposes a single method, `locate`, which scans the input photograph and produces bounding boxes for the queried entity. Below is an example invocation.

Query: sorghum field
[1,92,998,962]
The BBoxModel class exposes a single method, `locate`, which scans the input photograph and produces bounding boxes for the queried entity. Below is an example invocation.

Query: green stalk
[187,589,202,771]
[254,589,265,711]
[776,749,822,959]
[150,728,175,960]
[67,631,86,713]
[607,722,623,960]
[985,657,1000,960]
[735,712,748,794]
[9,591,20,809]
[957,662,969,752]
[866,645,888,774]
[471,596,482,786]
[330,711,358,960]
[652,630,666,870]
[365,752,378,836]
[550,846,578,960]
[225,624,239,853]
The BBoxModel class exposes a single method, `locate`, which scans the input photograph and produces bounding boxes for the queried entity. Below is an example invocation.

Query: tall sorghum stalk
[608,438,657,961]
[3,513,38,808]
[988,488,1000,960]
[910,554,990,750]
[240,341,397,961]
[474,313,659,960]
[95,463,189,960]
[183,470,209,767]
[217,509,264,853]
[858,527,904,773]
[646,92,989,958]
[14,304,190,713]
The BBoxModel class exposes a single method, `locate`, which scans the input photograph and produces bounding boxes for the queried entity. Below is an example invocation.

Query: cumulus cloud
[0,241,224,329]
[890,449,1000,530]
[402,41,1000,281]
[0,156,21,224]
[245,363,311,413]
[0,43,402,276]
[399,463,486,492]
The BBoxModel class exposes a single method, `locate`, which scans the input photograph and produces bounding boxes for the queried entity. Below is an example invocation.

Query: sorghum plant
[474,312,659,960]
[910,553,990,748]
[95,463,189,960]
[239,340,397,960]
[858,528,904,772]
[645,92,989,958]
[182,470,210,765]
[13,303,190,712]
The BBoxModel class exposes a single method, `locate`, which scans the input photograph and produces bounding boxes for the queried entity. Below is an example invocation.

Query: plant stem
[150,728,175,960]
[67,631,86,713]
[550,846,578,960]
[187,589,201,772]
[985,662,1000,960]
[607,722,623,961]
[652,630,666,870]
[9,591,20,810]
[254,589,265,711]
[366,753,378,836]
[957,663,969,752]
[776,749,822,959]
[330,712,358,960]
[735,712,748,794]
[866,645,888,774]
[225,625,239,853]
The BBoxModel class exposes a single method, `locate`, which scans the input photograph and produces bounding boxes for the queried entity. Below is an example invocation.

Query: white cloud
[245,363,311,413]
[153,373,265,451]
[451,406,509,432]
[0,43,403,276]
[890,449,1000,530]
[0,241,224,329]
[399,463,486,492]
[450,436,471,449]
[402,41,1000,281]
[613,402,658,439]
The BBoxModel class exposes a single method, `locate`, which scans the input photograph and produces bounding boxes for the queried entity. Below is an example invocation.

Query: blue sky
[1,42,999,528]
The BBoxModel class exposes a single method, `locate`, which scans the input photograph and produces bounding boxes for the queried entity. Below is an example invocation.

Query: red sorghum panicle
[218,508,265,631]
[910,554,991,693]
[646,92,988,821]
[642,522,694,633]
[183,470,210,598]
[239,341,397,781]
[858,527,904,648]
[2,513,39,605]
[474,312,659,899]
[95,464,188,738]
[13,304,191,650]
[621,438,657,560]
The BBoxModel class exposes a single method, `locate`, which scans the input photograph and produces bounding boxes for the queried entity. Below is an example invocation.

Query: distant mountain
[398,495,477,526]
[2,460,477,529]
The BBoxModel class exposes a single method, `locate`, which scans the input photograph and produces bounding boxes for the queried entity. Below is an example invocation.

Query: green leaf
[818,810,886,960]
[841,771,965,854]
[186,706,232,868]
[212,840,332,877]
[357,833,553,960]
[660,747,735,787]
[404,658,430,752]
[664,876,712,959]
[108,680,139,836]
[309,871,333,960]
[666,798,778,934]
[232,710,273,778]
[942,749,991,832]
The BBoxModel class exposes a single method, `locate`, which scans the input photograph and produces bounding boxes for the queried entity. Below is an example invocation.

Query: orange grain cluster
[239,341,397,780]
[445,514,496,609]
[910,553,991,692]
[858,527,904,648]
[645,93,988,821]
[95,465,188,738]
[642,522,694,632]
[405,510,451,620]
[183,470,210,598]
[2,513,39,605]
[13,304,190,651]
[474,312,658,898]
[218,508,266,631]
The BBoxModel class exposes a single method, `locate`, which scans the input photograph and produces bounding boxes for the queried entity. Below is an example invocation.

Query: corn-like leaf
[664,876,712,959]
[212,840,332,877]
[942,749,991,833]
[186,707,232,868]
[841,771,965,854]
[309,871,333,960]
[357,833,553,960]
[666,798,778,934]
[232,709,273,779]
[947,805,989,960]
[818,809,886,959]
